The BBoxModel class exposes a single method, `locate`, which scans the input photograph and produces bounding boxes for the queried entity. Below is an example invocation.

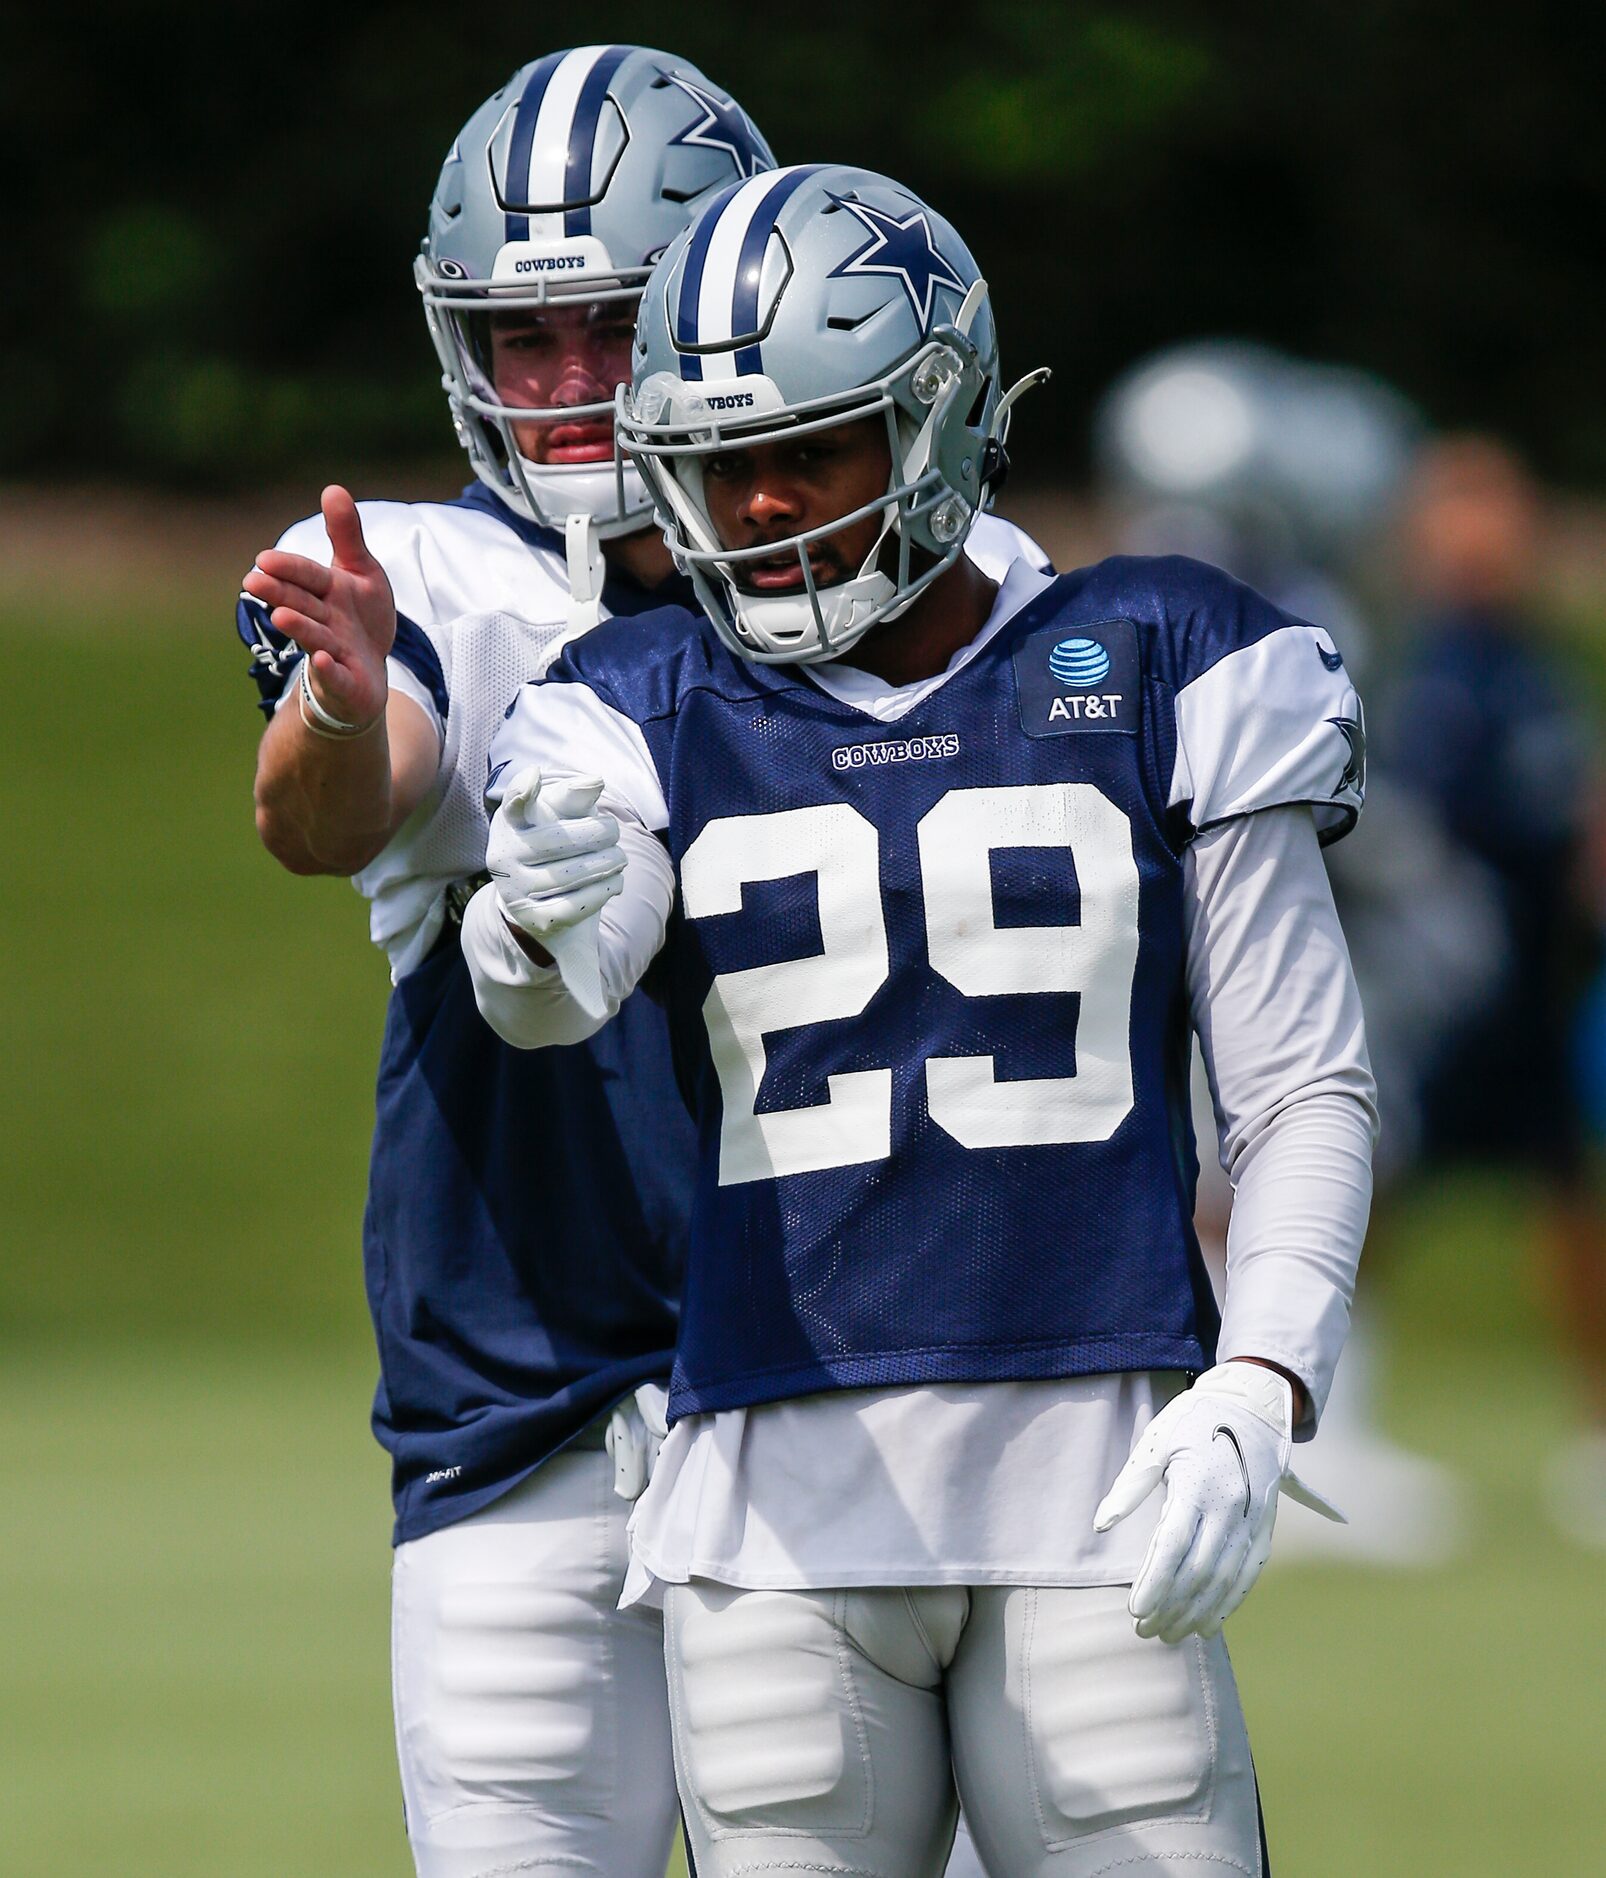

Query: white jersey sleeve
[1186,804,1377,1426]
[271,498,564,627]
[353,603,576,980]
[1161,561,1365,845]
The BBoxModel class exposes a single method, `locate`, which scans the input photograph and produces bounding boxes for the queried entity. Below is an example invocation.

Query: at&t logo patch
[1014,618,1140,739]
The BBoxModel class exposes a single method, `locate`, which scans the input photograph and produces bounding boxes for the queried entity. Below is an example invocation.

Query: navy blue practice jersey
[234,483,703,1542]
[502,555,1365,1423]
[365,940,693,1538]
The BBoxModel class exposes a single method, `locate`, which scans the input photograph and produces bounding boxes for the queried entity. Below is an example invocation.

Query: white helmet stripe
[513,44,613,241]
[691,165,816,381]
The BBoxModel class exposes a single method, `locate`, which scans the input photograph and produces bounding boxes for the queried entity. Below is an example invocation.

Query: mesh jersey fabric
[502,554,1364,1422]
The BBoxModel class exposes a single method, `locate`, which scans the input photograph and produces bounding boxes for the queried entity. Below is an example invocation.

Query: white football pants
[392,1442,680,1878]
[665,1581,1267,1878]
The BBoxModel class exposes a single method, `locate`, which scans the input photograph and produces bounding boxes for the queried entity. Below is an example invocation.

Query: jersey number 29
[680,784,1141,1185]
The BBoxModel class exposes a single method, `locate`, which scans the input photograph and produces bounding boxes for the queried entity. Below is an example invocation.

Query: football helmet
[1096,340,1419,565]
[417,47,774,537]
[618,165,1048,663]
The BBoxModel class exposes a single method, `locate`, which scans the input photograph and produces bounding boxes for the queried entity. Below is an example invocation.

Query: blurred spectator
[1097,341,1476,1565]
[1388,436,1606,1549]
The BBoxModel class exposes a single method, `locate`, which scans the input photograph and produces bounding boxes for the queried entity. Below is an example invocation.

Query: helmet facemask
[416,256,653,537]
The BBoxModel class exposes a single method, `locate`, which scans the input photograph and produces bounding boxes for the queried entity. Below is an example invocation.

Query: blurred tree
[3,1,1600,486]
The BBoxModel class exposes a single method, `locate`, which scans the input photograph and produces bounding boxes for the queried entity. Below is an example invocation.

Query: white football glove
[485,766,625,1020]
[1093,1362,1344,1645]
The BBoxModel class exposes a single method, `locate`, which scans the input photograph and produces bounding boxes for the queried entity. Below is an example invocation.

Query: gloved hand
[1093,1361,1344,1644]
[487,766,626,942]
[486,767,625,1020]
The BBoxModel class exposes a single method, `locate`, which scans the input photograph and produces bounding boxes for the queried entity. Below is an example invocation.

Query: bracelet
[297,656,380,739]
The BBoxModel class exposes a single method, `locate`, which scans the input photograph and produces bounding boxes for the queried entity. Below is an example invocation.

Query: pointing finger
[252,549,333,597]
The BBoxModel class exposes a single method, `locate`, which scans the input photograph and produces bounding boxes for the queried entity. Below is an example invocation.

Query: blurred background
[3,4,1603,1872]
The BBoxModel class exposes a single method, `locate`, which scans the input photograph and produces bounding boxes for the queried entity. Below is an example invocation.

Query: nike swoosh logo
[486,758,511,794]
[1213,1424,1252,1518]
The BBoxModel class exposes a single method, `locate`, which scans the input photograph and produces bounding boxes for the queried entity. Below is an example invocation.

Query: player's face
[488,302,637,464]
[701,418,893,593]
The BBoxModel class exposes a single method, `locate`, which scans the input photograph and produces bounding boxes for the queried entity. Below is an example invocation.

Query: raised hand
[243,485,396,730]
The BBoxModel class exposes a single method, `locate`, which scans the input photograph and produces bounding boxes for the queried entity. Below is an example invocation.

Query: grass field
[2,573,1603,1873]
[3,1266,1601,1875]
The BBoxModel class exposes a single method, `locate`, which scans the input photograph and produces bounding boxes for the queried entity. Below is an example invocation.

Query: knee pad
[954,1587,1262,1876]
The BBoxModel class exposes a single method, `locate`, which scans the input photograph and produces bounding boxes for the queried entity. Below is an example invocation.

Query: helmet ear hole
[966,378,991,429]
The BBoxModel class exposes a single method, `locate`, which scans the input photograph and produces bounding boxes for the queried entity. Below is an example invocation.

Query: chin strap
[565,512,606,638]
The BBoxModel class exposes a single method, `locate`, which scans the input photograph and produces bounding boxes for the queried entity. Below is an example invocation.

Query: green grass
[1241,1354,1605,1871]
[0,1337,684,1875]
[0,601,388,1341]
[0,1345,399,1875]
[1,606,1602,1873]
[1,1284,1600,1875]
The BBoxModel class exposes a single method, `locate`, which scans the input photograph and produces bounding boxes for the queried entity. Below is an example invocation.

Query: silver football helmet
[1096,340,1419,565]
[417,46,774,537]
[618,164,1048,663]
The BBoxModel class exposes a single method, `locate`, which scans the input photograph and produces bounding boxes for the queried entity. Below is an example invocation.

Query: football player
[239,55,1045,1877]
[459,165,1376,1876]
[239,50,760,1878]
[1391,436,1606,1551]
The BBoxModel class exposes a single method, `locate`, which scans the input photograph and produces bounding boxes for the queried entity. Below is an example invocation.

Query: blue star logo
[1327,715,1367,796]
[664,73,768,180]
[827,196,966,331]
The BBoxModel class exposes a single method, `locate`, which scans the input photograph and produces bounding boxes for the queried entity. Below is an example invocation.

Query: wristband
[297,656,380,739]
